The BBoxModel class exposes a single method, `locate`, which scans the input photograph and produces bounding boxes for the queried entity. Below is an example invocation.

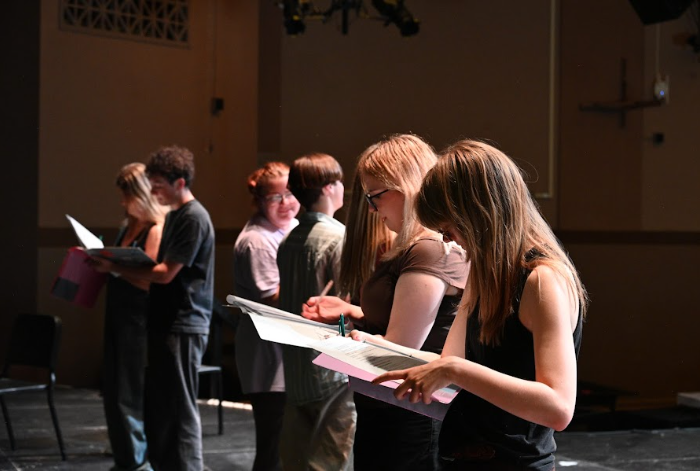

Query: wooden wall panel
[559,0,645,230]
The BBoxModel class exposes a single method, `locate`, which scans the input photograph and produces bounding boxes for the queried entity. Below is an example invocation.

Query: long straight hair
[116,163,168,225]
[356,133,437,261]
[416,140,588,345]
[338,171,394,301]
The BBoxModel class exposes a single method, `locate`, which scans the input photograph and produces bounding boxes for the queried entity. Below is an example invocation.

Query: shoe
[109,462,153,471]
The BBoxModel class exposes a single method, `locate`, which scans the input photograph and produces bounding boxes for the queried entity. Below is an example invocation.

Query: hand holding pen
[302,281,364,326]
[315,282,348,337]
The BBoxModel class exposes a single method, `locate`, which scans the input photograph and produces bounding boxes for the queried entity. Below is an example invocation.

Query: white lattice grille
[60,0,189,47]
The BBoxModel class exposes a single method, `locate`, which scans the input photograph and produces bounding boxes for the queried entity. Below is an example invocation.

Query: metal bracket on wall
[579,58,662,128]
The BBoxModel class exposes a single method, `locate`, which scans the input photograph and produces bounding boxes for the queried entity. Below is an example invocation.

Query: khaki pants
[280,383,356,471]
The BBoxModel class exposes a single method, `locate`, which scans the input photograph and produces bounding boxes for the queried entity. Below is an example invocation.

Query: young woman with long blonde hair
[103,162,168,471]
[303,134,468,470]
[337,171,394,303]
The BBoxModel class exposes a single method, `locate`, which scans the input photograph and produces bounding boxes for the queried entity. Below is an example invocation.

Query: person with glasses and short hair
[302,134,469,471]
[233,161,301,471]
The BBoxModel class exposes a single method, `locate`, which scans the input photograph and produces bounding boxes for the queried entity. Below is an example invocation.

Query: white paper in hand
[66,214,104,249]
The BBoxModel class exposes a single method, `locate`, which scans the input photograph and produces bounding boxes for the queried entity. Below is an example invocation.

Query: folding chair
[197,364,223,435]
[198,302,224,435]
[0,313,66,460]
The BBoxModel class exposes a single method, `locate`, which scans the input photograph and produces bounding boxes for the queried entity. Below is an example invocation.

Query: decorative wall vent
[60,0,189,47]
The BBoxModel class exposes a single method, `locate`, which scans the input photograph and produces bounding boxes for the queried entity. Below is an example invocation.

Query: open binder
[66,214,156,267]
[225,295,458,419]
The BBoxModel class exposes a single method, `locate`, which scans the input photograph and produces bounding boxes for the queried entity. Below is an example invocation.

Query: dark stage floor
[1,387,699,470]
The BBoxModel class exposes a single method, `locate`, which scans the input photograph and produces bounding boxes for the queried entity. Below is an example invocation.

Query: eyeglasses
[264,191,296,205]
[364,189,390,211]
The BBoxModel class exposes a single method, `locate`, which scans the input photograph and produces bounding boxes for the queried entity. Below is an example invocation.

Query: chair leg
[0,396,16,451]
[46,388,66,460]
[216,371,223,435]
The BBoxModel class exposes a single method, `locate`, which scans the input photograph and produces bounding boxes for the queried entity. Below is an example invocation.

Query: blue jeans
[103,278,150,470]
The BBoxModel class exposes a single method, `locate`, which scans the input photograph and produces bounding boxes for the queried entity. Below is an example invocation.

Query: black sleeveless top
[439,260,583,470]
[106,223,154,297]
[115,222,153,249]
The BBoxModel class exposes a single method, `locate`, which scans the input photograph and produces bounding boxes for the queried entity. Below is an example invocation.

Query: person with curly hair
[94,145,215,471]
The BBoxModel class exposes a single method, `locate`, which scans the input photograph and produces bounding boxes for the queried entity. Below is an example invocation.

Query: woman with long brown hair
[374,139,587,470]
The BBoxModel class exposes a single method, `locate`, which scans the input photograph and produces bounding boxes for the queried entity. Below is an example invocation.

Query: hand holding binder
[66,214,156,267]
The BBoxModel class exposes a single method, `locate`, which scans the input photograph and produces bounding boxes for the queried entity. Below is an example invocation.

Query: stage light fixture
[281,0,311,35]
[371,0,419,37]
[278,0,419,36]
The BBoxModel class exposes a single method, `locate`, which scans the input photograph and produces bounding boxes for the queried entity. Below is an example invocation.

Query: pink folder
[313,352,456,420]
[51,247,107,308]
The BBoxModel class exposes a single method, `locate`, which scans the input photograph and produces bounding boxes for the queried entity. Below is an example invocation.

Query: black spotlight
[628,0,694,25]
[372,0,419,37]
[282,0,309,35]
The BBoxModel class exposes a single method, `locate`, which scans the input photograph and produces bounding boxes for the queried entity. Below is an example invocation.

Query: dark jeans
[103,280,150,471]
[249,391,286,471]
[145,332,207,471]
[353,395,441,471]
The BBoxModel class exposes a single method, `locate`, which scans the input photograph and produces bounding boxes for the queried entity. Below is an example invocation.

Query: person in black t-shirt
[93,145,215,471]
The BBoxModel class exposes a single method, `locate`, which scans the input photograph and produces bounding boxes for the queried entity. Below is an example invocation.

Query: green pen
[339,313,346,337]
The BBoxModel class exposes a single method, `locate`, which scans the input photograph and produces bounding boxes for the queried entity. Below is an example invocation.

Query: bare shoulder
[151,221,165,235]
[525,264,568,290]
[521,264,578,332]
[147,222,164,243]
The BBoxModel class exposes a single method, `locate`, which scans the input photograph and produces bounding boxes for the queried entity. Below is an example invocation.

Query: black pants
[249,391,286,471]
[145,332,207,471]
[353,395,441,471]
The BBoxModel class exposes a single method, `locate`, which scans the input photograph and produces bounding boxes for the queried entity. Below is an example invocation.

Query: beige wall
[559,0,645,230]
[557,0,700,405]
[278,0,556,220]
[570,242,700,405]
[35,0,259,386]
[38,0,255,230]
[642,14,700,231]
